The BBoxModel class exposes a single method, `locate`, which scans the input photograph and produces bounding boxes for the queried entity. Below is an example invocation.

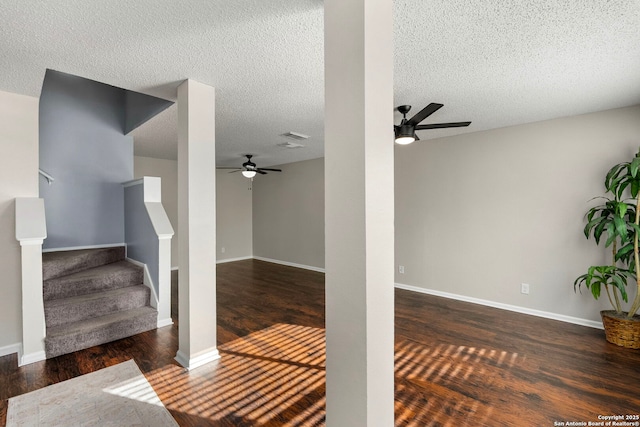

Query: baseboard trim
[253,256,325,273]
[217,256,253,264]
[0,342,21,359]
[43,243,126,253]
[175,348,220,370]
[157,318,174,328]
[395,282,603,330]
[19,350,46,366]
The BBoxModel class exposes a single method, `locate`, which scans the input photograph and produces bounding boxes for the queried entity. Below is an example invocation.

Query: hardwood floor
[2,259,639,426]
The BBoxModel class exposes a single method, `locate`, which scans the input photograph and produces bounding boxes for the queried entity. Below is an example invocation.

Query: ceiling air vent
[281,131,310,141]
[277,141,305,149]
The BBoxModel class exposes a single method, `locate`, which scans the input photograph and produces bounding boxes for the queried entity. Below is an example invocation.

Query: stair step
[45,306,157,359]
[45,285,151,327]
[43,246,125,281]
[44,261,143,301]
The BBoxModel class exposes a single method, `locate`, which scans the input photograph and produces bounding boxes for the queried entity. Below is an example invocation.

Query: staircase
[42,246,157,358]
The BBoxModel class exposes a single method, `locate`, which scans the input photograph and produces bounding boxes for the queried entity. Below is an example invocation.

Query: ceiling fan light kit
[217,154,283,179]
[394,103,471,145]
[394,123,417,145]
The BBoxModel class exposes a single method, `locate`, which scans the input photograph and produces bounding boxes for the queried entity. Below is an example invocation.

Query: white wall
[248,106,640,325]
[252,158,325,269]
[134,156,179,268]
[0,90,39,352]
[134,157,253,266]
[216,169,253,261]
[395,105,640,323]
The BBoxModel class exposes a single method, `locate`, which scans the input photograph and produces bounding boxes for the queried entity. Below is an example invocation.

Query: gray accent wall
[124,91,173,134]
[40,70,132,249]
[39,70,173,250]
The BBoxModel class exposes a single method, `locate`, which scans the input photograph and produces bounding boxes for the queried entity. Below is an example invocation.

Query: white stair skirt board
[19,350,46,367]
[42,243,126,253]
[0,343,22,358]
[126,257,173,329]
[175,348,220,370]
[395,282,604,330]
[252,256,325,273]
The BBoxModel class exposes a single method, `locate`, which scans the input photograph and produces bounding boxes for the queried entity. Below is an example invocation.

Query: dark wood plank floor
[1,259,639,426]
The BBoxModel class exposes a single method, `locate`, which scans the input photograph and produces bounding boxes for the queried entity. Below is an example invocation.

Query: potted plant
[575,149,640,349]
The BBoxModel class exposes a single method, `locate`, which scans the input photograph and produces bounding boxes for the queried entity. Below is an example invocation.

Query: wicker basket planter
[601,310,640,349]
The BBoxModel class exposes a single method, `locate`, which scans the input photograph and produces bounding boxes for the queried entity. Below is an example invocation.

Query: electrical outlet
[399,265,405,274]
[221,247,226,253]
[521,283,530,295]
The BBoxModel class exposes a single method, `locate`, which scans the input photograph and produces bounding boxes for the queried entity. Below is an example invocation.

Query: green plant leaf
[618,180,630,199]
[605,222,616,246]
[632,180,640,198]
[593,218,608,244]
[574,274,588,293]
[611,274,629,302]
[615,242,634,261]
[613,216,628,240]
[617,202,628,218]
[590,281,601,299]
[606,163,627,190]
[631,157,640,178]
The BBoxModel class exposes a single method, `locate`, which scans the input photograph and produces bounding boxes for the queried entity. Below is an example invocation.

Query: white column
[324,0,395,425]
[175,80,219,370]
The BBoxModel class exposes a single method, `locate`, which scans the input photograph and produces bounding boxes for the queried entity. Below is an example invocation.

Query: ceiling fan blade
[228,169,242,173]
[258,168,282,172]
[256,170,268,175]
[406,103,443,126]
[415,121,471,130]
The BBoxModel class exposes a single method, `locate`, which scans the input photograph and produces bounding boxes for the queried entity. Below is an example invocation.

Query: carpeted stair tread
[44,260,143,301]
[43,246,125,281]
[45,306,157,358]
[45,285,151,327]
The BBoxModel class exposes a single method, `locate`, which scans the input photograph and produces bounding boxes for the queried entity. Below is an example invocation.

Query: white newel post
[175,79,219,369]
[15,197,47,366]
[143,176,174,327]
[324,0,395,425]
[156,233,172,326]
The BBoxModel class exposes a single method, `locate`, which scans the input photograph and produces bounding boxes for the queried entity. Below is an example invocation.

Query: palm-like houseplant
[575,149,640,348]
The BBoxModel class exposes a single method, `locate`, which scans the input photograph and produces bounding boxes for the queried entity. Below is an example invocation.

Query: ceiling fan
[217,154,282,178]
[394,103,471,145]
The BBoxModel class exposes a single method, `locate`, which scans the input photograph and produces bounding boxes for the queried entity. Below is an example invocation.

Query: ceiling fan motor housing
[396,123,416,139]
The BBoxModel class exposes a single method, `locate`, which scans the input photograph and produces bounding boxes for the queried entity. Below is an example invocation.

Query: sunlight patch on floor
[144,324,521,426]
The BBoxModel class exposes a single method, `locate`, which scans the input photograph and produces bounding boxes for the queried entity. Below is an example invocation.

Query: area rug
[7,359,178,427]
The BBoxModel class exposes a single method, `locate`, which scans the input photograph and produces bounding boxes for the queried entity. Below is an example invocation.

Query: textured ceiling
[1,1,639,167]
